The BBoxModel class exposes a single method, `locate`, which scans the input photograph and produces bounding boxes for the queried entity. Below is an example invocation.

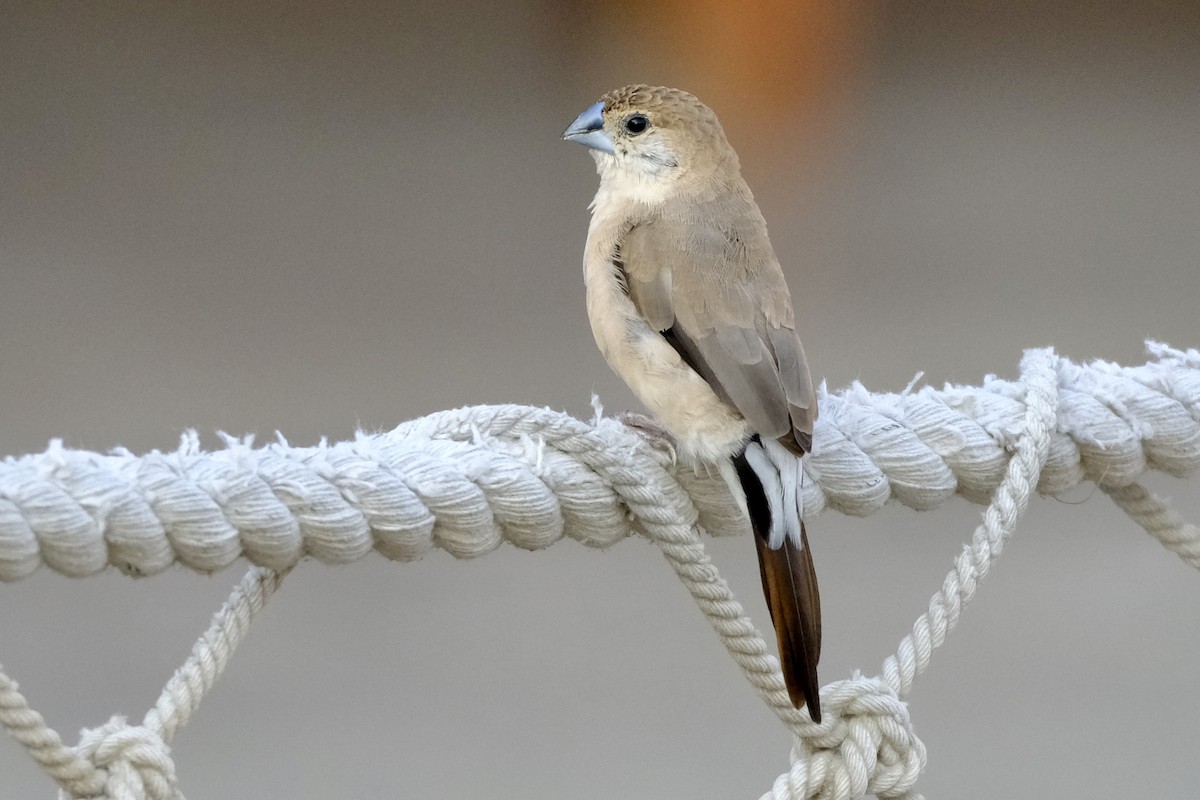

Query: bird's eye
[623,114,650,135]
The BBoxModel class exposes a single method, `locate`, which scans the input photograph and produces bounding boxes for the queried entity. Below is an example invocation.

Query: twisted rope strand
[880,349,1057,701]
[143,566,287,744]
[0,672,105,797]
[0,566,284,800]
[0,344,1196,583]
[1102,482,1200,571]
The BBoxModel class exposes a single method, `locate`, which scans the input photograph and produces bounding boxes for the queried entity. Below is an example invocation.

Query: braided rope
[1,344,1196,583]
[1,342,1197,799]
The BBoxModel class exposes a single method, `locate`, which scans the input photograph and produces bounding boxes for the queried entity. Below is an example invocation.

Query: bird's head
[563,85,738,199]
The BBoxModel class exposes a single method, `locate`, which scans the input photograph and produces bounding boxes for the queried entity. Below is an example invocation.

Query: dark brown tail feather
[734,451,823,721]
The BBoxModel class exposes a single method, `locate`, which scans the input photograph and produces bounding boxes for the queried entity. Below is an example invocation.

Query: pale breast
[582,214,750,464]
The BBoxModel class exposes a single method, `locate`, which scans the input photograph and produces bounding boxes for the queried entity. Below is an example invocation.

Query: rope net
[2,342,1198,799]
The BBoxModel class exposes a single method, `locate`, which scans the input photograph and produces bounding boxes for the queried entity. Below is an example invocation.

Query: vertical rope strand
[881,349,1057,699]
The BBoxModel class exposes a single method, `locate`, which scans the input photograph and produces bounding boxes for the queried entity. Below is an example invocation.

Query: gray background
[3,2,1199,797]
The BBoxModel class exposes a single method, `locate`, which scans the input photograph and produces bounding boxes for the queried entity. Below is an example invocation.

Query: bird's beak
[562,101,614,154]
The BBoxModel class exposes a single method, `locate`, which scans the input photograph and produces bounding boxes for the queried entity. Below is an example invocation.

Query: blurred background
[3,2,1199,797]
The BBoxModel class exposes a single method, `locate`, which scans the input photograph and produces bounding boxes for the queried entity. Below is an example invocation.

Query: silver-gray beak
[562,100,614,155]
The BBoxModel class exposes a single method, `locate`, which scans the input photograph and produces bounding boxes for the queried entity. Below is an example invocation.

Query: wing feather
[619,197,815,452]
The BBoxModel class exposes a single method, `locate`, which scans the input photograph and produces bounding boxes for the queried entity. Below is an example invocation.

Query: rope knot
[776,676,926,800]
[67,716,179,800]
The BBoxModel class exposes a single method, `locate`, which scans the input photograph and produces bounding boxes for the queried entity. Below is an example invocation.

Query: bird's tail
[733,437,822,721]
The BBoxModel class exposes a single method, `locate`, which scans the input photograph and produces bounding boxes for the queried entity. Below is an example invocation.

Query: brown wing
[619,195,816,452]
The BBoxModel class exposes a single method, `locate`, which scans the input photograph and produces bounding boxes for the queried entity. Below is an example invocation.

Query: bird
[562,85,822,721]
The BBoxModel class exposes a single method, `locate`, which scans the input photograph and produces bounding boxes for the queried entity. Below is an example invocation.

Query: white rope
[1,342,1197,799]
[1,566,284,799]
[1101,481,1200,569]
[2,343,1197,582]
